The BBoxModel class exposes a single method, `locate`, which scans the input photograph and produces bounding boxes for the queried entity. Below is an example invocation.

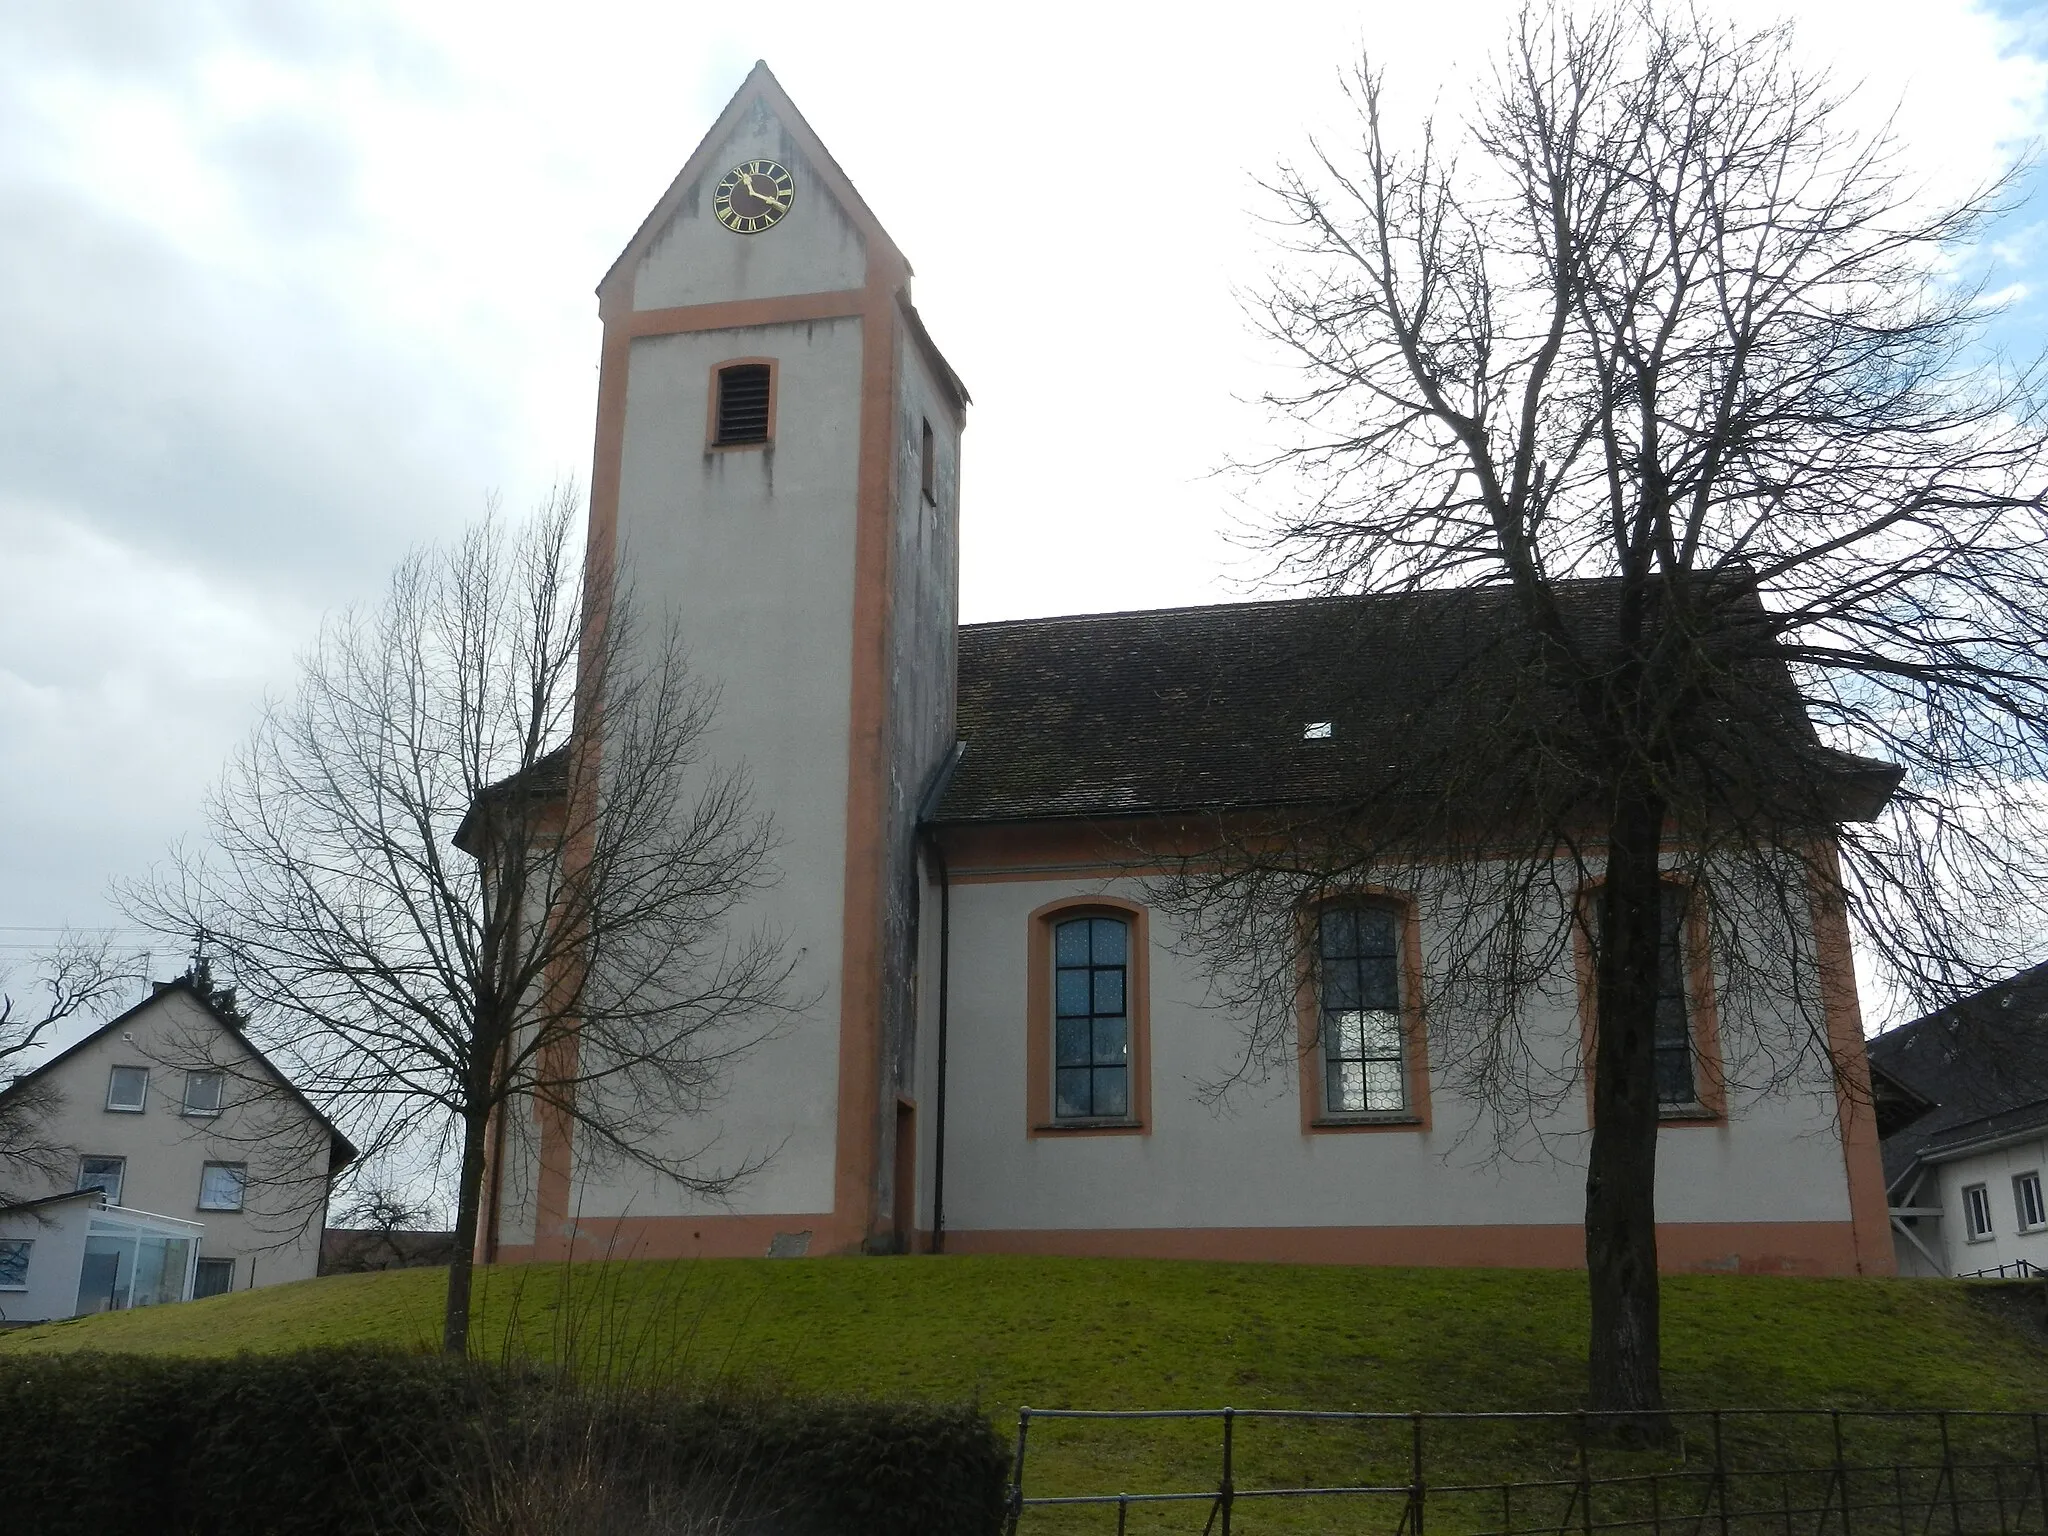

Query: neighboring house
[0,973,355,1320]
[1868,964,2048,1278]
[473,64,1898,1278]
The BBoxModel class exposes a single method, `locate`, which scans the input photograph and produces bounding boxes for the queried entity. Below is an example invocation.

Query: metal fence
[1002,1407,2048,1535]
[1959,1261,2045,1281]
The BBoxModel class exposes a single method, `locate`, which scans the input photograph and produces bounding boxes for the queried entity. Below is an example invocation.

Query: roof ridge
[959,584,1535,633]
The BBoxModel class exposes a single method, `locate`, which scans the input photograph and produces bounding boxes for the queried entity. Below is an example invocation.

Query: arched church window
[713,363,773,445]
[1053,915,1130,1120]
[1318,905,1408,1114]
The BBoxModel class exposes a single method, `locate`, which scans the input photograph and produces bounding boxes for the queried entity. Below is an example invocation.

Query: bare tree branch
[0,935,137,1203]
[123,488,798,1353]
[1160,0,2048,1422]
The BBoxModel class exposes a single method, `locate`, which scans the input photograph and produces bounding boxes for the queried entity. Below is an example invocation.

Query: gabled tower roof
[598,60,911,306]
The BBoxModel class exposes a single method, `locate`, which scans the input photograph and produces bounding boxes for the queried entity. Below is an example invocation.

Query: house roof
[932,581,1902,826]
[0,978,358,1175]
[1866,961,2048,1194]
[0,1188,104,1218]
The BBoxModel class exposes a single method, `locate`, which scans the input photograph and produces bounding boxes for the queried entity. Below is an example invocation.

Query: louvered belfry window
[714,363,772,445]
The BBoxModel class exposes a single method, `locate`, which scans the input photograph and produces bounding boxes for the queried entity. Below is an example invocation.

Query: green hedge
[0,1346,1010,1535]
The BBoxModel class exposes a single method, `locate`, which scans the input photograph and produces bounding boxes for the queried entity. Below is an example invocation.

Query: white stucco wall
[1917,1137,2048,1275]
[934,872,1856,1246]
[9,988,332,1291]
[0,1196,96,1323]
[632,104,867,310]
[591,314,868,1221]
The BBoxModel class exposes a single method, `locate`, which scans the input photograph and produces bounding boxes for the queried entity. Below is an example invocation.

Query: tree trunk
[442,1105,492,1357]
[1585,774,1669,1425]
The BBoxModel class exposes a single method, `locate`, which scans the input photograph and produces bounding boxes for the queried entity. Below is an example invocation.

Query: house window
[2017,1172,2046,1233]
[1319,906,1408,1113]
[1964,1182,1995,1241]
[193,1257,234,1298]
[182,1070,224,1116]
[77,1155,126,1204]
[0,1238,29,1289]
[105,1065,148,1113]
[713,362,772,445]
[198,1163,247,1213]
[1053,915,1130,1120]
[920,417,937,505]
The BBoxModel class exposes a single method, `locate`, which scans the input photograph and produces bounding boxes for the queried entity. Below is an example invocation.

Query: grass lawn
[5,1257,2045,1531]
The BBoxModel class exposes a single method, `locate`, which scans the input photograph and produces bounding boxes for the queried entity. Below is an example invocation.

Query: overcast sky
[4,0,2048,1012]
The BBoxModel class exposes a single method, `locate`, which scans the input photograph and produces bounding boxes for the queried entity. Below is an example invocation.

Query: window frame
[1574,876,1728,1127]
[919,417,938,505]
[181,1069,225,1118]
[1296,891,1433,1133]
[2016,1170,2046,1234]
[104,1064,148,1113]
[76,1155,126,1205]
[197,1162,248,1213]
[1026,896,1151,1137]
[0,1237,30,1290]
[705,357,778,450]
[1963,1181,1995,1242]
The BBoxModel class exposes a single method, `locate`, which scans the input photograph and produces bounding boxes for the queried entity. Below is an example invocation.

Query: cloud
[2,0,2046,966]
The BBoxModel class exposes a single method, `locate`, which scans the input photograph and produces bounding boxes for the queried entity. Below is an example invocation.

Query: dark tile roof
[1867,962,2048,1193]
[935,581,1896,826]
[454,744,569,855]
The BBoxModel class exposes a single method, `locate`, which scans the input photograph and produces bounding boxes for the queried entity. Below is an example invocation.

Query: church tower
[503,64,966,1260]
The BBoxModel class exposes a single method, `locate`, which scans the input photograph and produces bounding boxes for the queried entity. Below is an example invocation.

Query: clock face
[714,159,795,234]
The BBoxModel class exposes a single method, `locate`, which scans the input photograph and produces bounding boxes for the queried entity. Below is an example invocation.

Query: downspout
[929,837,952,1253]
[916,743,967,1255]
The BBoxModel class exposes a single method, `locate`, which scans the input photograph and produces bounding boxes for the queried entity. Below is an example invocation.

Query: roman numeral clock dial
[714,160,795,234]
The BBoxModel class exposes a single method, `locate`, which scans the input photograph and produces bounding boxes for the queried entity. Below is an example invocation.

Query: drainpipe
[916,744,967,1254]
[929,836,953,1253]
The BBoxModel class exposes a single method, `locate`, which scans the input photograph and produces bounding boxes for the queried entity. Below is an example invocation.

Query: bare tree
[0,936,134,1203]
[1156,1,2048,1420]
[127,490,795,1354]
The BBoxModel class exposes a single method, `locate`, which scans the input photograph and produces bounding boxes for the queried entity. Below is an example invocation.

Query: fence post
[1579,1411,1594,1536]
[1410,1412,1427,1536]
[1220,1407,1236,1536]
[2033,1414,2047,1533]
[1003,1407,1031,1536]
[1940,1411,1963,1536]
[1714,1410,1731,1536]
[1834,1409,1852,1536]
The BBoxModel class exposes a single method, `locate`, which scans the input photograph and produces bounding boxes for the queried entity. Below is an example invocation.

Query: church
[478,64,1895,1277]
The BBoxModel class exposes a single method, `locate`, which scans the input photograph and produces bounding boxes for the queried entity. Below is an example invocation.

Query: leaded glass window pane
[1652,886,1697,1105]
[1319,906,1407,1113]
[1052,915,1131,1120]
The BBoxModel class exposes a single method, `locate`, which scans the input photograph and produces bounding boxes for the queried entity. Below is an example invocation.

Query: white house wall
[1924,1136,2048,1275]
[0,1199,94,1323]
